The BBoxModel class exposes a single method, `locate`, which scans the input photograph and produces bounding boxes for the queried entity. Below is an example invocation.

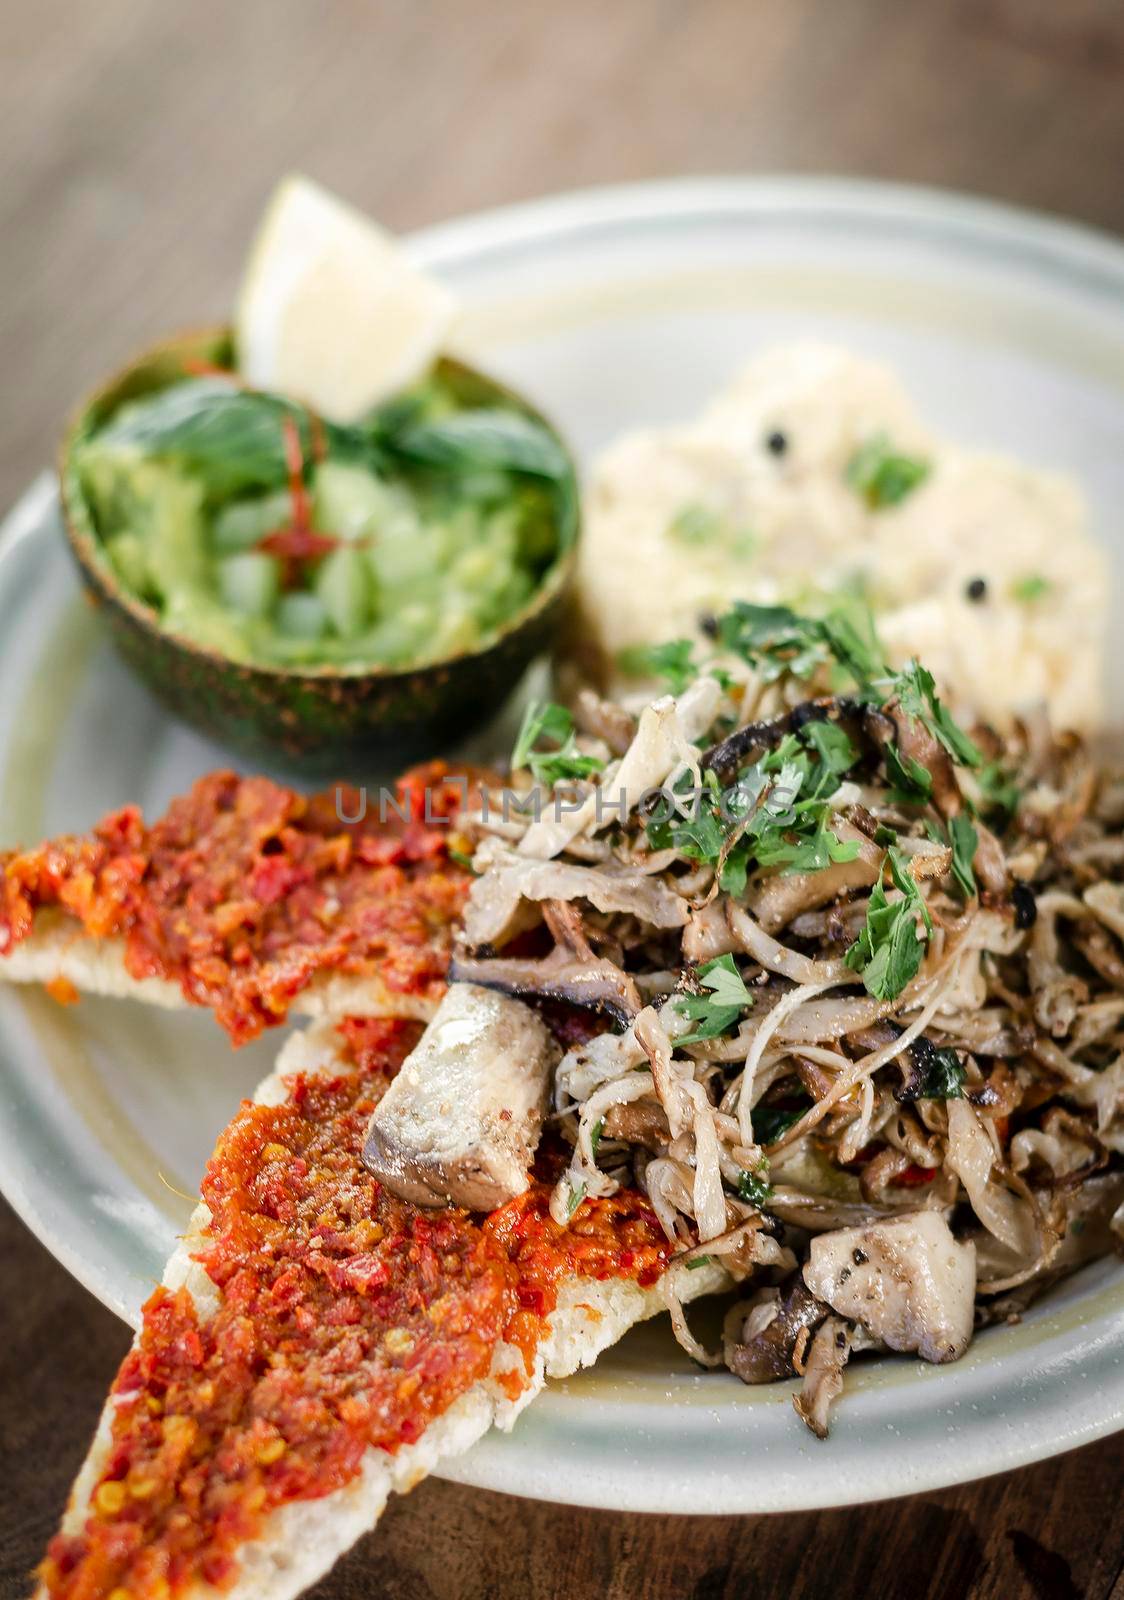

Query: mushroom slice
[362,983,560,1210]
[802,1210,976,1364]
[449,945,641,1023]
[726,1276,829,1384]
[792,1315,853,1440]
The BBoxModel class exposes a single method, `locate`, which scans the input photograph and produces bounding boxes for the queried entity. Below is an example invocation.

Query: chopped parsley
[884,740,934,805]
[846,434,930,508]
[668,502,724,545]
[674,954,755,1045]
[753,1097,812,1144]
[947,813,979,900]
[648,726,860,896]
[511,700,603,787]
[1012,573,1051,603]
[899,1037,966,1101]
[845,845,933,1001]
[617,637,699,695]
[975,759,1021,821]
[736,1168,773,1207]
[888,660,983,768]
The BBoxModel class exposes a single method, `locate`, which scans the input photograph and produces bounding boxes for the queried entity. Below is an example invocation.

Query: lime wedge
[236,175,456,421]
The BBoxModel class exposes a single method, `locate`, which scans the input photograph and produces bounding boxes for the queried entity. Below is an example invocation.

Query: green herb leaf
[668,502,724,545]
[846,434,930,508]
[90,379,344,502]
[753,1098,812,1144]
[617,638,699,694]
[736,1169,773,1207]
[845,845,933,1000]
[975,760,1021,821]
[715,601,888,692]
[902,1038,965,1100]
[512,700,603,787]
[888,660,983,769]
[884,741,934,804]
[674,954,754,1045]
[448,848,479,875]
[685,1254,715,1270]
[1012,573,1051,603]
[564,1179,587,1221]
[947,813,979,900]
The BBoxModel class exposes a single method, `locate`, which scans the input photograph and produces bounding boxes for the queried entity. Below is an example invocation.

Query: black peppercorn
[965,577,988,602]
[765,429,788,457]
[1012,881,1037,929]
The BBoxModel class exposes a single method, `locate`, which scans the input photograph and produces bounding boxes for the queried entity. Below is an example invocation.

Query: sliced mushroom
[362,982,560,1210]
[449,944,641,1023]
[745,820,881,934]
[802,1210,976,1363]
[726,1276,829,1384]
[792,1315,853,1439]
[461,844,688,949]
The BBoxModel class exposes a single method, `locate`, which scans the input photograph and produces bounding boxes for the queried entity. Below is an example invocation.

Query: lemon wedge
[236,175,457,422]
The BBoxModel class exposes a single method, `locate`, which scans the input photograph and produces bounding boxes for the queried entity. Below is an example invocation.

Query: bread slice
[38,1014,726,1600]
[1,914,438,1024]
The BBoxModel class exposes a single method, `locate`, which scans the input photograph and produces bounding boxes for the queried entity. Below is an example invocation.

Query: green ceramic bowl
[59,328,579,774]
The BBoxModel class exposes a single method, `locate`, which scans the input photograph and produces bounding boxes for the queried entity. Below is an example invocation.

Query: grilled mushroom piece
[802,1211,976,1363]
[726,1275,830,1384]
[362,983,560,1210]
[449,944,642,1023]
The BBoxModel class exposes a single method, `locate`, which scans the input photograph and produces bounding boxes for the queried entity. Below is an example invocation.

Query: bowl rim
[58,326,579,686]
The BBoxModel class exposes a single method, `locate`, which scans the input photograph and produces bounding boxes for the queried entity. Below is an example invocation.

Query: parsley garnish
[884,741,934,805]
[668,503,724,545]
[737,1169,773,1207]
[753,1097,812,1144]
[716,601,886,691]
[899,1037,966,1101]
[674,954,755,1045]
[512,701,603,787]
[1012,573,1051,603]
[947,813,978,900]
[648,732,859,895]
[845,845,933,1000]
[617,638,699,695]
[975,759,1021,821]
[888,660,983,768]
[846,434,930,508]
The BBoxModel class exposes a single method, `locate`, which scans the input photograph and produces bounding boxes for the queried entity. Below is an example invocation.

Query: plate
[2,177,1124,1513]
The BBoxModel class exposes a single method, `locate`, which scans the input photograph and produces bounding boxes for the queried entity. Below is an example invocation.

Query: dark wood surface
[3,2,1124,1596]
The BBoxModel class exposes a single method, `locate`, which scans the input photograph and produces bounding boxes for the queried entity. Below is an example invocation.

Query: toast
[37,1013,725,1600]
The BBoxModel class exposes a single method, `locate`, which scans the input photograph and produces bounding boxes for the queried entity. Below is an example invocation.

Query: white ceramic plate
[2,177,1124,1513]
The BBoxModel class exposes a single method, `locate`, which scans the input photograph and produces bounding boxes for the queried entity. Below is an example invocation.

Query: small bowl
[59,328,579,774]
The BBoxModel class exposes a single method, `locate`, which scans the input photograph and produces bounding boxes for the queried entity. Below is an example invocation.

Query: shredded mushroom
[459,604,1124,1436]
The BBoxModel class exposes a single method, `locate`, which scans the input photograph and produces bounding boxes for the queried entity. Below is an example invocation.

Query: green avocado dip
[75,365,576,670]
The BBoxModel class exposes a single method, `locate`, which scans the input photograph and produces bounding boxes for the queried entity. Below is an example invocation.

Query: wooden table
[3,2,1124,1595]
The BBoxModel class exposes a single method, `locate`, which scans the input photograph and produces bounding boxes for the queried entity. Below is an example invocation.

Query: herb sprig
[844,845,933,1000]
[674,954,755,1045]
[511,701,603,787]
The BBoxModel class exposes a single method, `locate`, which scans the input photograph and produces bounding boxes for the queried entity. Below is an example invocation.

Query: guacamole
[76,367,575,671]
